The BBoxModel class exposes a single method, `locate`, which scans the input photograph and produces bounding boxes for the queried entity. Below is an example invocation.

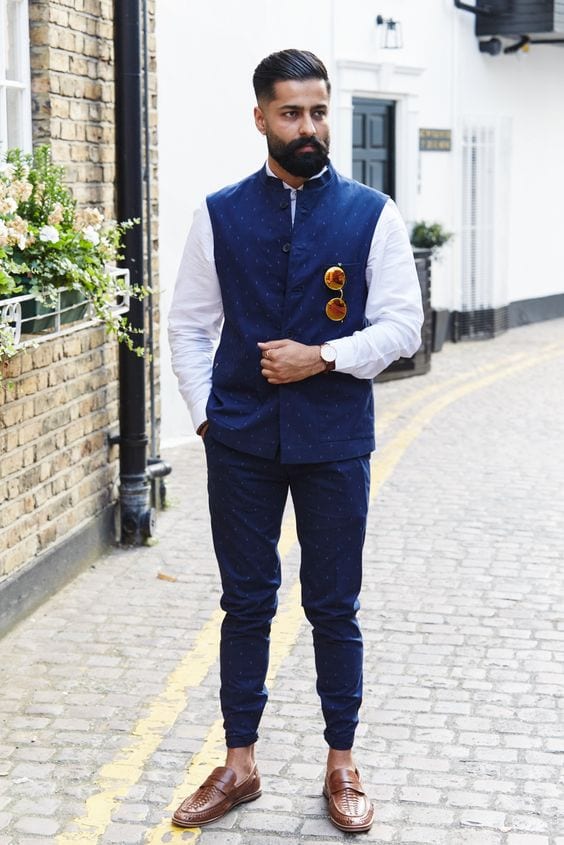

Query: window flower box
[0,146,142,364]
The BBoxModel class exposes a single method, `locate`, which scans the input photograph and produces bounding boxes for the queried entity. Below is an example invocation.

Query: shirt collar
[265,161,328,190]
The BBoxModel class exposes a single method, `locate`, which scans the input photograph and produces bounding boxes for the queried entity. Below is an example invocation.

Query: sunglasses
[324,266,347,321]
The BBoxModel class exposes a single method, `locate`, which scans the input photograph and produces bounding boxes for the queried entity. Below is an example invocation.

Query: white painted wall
[156,0,334,443]
[157,0,564,443]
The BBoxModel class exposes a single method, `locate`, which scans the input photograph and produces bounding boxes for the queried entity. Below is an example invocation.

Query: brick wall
[0,1,159,592]
[0,326,119,577]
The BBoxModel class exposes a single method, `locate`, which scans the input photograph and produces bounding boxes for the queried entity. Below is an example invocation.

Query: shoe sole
[172,788,262,828]
[327,815,374,833]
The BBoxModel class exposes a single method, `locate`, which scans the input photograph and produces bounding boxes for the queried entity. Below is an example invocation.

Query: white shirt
[169,167,424,431]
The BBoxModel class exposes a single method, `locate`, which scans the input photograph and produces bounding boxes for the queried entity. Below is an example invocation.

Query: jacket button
[280,200,289,210]
[282,243,291,253]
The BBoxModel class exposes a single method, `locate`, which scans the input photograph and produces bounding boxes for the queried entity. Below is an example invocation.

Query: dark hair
[253,49,330,103]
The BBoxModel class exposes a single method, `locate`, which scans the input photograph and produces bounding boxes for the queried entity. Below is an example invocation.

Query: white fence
[0,267,130,348]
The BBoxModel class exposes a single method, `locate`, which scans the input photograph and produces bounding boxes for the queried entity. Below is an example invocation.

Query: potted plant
[410,220,453,353]
[410,220,453,255]
[0,146,142,360]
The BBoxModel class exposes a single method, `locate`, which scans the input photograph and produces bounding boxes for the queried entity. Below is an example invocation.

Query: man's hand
[196,420,209,439]
[258,339,326,384]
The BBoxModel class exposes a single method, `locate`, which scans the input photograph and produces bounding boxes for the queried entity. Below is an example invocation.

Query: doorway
[352,98,395,197]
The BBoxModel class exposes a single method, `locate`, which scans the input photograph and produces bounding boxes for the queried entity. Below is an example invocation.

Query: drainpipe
[141,0,171,508]
[113,0,154,543]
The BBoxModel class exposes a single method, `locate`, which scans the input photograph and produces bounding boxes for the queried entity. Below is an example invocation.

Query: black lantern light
[376,14,403,49]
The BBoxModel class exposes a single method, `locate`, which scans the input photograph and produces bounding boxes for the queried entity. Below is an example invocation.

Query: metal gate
[456,118,511,339]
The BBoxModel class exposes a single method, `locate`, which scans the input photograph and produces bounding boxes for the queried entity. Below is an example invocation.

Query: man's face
[254,78,330,180]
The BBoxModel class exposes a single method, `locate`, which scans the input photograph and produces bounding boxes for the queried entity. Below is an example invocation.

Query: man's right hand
[197,420,209,439]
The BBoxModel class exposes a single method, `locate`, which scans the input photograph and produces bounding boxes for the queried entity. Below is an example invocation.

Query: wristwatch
[320,342,337,372]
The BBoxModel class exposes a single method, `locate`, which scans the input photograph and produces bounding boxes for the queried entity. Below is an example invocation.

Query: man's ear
[254,106,266,135]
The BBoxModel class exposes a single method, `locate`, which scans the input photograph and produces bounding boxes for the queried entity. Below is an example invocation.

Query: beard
[266,132,330,178]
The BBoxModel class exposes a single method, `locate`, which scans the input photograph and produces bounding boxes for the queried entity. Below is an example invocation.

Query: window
[0,0,32,153]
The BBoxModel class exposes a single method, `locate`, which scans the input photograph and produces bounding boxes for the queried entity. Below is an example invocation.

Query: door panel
[352,98,395,197]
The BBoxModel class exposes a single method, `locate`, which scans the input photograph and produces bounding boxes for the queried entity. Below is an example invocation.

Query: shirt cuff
[328,336,357,372]
[192,400,209,434]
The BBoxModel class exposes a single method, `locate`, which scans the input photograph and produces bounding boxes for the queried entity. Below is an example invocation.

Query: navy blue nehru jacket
[205,163,388,464]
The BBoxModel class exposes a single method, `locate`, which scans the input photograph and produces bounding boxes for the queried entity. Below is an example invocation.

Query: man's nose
[298,114,317,136]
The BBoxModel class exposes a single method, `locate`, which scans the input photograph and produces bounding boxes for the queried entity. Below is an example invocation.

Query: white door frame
[334,59,425,222]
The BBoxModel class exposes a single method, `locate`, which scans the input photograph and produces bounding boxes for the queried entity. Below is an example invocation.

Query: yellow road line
[375,345,554,435]
[143,343,564,844]
[57,489,300,844]
[145,580,304,844]
[56,610,223,845]
[277,512,298,559]
[371,345,564,500]
[61,342,564,844]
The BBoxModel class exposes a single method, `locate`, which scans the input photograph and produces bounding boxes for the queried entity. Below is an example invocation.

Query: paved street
[1,317,564,845]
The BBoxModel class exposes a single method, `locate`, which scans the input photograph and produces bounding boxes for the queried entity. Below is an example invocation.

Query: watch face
[321,343,337,363]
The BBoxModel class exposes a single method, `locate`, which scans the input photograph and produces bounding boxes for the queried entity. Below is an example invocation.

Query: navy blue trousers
[204,434,371,750]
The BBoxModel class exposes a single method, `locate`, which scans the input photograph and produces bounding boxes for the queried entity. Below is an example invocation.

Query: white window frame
[0,0,32,154]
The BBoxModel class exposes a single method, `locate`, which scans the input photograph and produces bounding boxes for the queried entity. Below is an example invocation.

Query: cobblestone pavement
[1,318,564,845]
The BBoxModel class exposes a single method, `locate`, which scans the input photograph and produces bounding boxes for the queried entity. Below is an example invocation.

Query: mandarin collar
[259,161,334,192]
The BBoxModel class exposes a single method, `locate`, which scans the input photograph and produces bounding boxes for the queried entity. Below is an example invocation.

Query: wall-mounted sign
[419,128,452,151]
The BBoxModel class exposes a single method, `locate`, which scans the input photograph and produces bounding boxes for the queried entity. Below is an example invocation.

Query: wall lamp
[376,14,403,49]
[479,37,502,55]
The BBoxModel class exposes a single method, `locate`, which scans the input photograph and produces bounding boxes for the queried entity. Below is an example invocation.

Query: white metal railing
[0,267,130,348]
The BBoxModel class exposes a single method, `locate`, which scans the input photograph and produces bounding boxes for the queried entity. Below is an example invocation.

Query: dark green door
[352,98,395,197]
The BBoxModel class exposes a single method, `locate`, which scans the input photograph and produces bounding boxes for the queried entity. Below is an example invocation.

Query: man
[169,48,423,833]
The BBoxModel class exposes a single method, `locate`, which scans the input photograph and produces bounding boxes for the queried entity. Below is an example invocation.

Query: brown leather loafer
[172,765,261,827]
[323,768,374,833]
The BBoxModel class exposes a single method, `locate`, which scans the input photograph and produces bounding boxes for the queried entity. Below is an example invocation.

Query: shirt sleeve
[168,202,223,430]
[329,199,424,379]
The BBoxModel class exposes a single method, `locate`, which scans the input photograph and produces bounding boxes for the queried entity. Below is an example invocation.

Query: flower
[0,163,15,179]
[0,145,142,356]
[0,196,17,215]
[75,207,104,230]
[9,179,33,203]
[47,202,64,226]
[39,224,60,243]
[7,216,30,250]
[0,220,8,248]
[81,225,100,245]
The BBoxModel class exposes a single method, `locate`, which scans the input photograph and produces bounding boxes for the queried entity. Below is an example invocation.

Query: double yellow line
[57,342,564,845]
